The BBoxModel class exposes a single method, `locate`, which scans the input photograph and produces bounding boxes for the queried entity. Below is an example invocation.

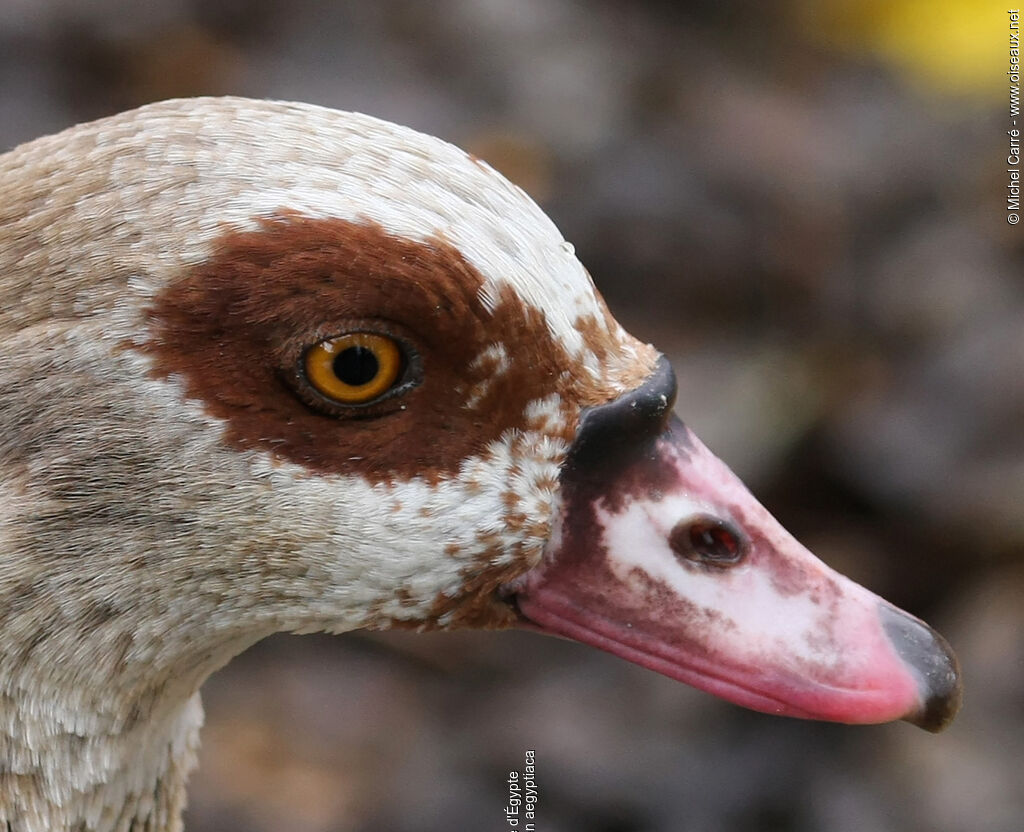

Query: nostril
[669,516,747,567]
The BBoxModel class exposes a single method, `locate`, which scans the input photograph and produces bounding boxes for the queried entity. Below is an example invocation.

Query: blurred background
[1,1,1019,829]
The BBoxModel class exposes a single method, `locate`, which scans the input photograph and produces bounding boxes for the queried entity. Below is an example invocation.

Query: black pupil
[688,521,740,561]
[333,346,379,386]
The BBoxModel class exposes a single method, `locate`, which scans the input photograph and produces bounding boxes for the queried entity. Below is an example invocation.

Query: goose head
[0,97,960,830]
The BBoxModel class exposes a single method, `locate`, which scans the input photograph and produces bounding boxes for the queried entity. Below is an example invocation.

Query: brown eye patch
[140,215,616,483]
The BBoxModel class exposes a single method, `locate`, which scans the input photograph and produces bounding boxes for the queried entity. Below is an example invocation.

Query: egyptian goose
[0,97,960,831]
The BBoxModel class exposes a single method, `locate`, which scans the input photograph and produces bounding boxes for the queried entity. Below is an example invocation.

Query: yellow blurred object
[793,0,1003,100]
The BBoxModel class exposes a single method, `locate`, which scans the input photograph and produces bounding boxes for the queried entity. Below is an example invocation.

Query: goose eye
[304,333,403,404]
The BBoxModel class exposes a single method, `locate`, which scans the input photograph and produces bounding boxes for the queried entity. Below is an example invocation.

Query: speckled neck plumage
[2,689,202,831]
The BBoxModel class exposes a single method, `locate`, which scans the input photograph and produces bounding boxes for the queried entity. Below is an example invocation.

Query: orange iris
[304,333,402,404]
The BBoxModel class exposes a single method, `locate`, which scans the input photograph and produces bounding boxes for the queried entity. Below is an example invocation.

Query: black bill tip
[880,604,963,732]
